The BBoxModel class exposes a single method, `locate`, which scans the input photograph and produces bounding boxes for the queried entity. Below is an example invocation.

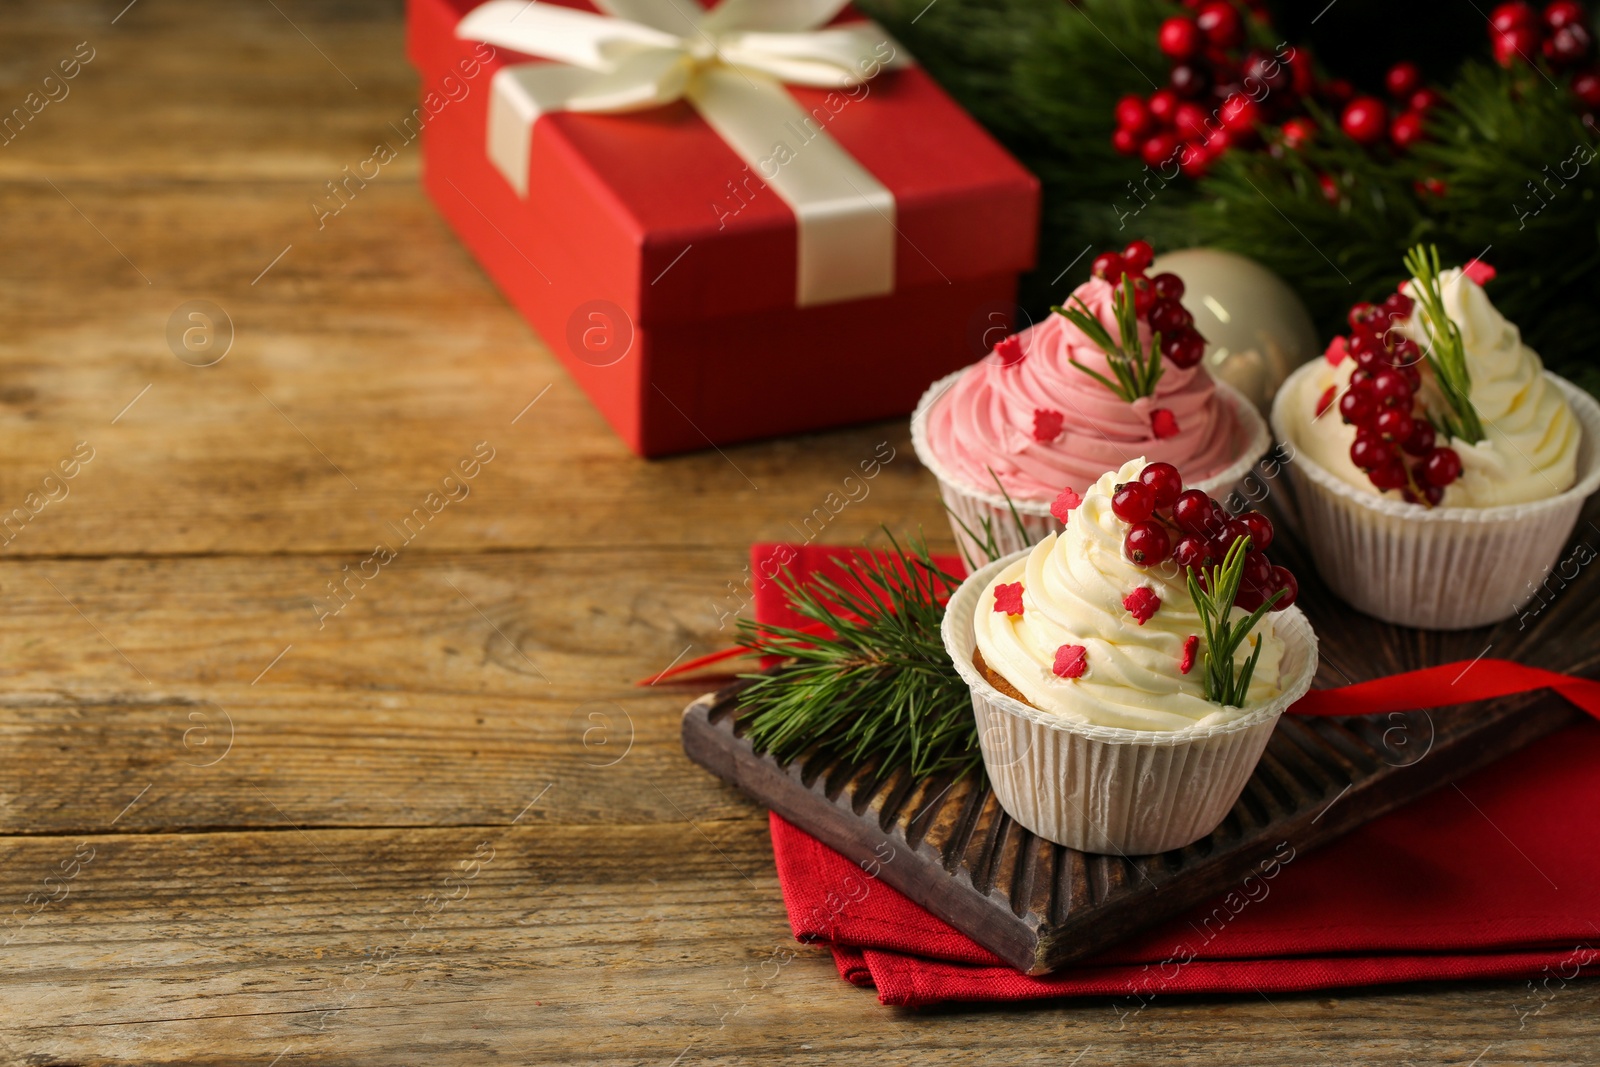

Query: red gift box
[405,0,1039,456]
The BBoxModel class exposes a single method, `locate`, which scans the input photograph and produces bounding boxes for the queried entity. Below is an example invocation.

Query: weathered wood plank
[3,824,1596,1066]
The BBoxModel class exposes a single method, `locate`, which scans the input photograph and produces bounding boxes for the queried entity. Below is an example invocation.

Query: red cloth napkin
[750,544,1600,1007]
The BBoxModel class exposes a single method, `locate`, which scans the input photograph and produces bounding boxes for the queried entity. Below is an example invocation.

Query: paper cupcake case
[911,369,1272,566]
[1271,365,1600,631]
[942,552,1321,855]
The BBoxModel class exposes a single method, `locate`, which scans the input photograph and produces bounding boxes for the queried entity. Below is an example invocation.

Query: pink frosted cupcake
[913,242,1269,563]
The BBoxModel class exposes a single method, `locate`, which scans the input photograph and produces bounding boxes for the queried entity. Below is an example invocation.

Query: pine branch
[735,533,981,781]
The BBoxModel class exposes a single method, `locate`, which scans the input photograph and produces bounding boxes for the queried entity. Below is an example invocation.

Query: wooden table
[1,2,1596,1063]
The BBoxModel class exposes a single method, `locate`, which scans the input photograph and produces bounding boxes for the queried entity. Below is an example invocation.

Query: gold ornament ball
[1148,248,1318,414]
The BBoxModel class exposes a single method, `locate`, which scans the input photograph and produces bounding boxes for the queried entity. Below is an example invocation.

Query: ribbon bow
[457,0,912,305]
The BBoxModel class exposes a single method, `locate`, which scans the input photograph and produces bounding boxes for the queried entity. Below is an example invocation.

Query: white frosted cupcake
[941,459,1318,855]
[1273,249,1600,629]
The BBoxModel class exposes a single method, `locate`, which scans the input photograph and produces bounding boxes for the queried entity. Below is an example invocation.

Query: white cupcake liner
[942,551,1320,855]
[910,368,1272,567]
[1270,364,1600,630]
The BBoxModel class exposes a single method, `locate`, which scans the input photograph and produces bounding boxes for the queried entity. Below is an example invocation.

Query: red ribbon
[1290,659,1600,722]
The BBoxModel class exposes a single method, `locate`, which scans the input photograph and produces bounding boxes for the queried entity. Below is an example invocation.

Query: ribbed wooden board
[682,489,1600,975]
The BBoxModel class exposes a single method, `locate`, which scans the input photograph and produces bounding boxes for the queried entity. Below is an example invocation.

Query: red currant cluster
[1111,461,1298,612]
[1489,3,1600,117]
[1329,61,1442,154]
[1087,240,1206,369]
[1319,291,1464,505]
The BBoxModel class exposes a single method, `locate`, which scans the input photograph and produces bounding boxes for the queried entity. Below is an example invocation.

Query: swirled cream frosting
[973,460,1285,731]
[1288,268,1579,507]
[924,278,1247,501]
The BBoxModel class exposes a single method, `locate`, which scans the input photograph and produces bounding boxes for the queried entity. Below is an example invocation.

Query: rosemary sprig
[1403,243,1486,445]
[1186,536,1284,708]
[735,532,982,780]
[1053,274,1165,401]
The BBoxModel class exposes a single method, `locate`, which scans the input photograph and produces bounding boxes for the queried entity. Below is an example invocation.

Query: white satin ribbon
[456,0,909,306]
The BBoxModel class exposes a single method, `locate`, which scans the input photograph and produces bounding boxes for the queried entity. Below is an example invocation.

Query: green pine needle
[735,533,983,781]
[1403,243,1487,445]
[1054,275,1165,401]
[1186,536,1284,708]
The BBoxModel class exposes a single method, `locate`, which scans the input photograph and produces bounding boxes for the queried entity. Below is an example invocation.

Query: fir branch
[1403,243,1486,444]
[1186,536,1283,708]
[735,533,981,780]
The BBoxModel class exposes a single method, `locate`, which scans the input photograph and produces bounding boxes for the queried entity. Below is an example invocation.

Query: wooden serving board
[682,487,1600,976]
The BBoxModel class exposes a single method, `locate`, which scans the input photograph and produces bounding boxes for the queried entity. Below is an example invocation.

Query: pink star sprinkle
[994,336,1025,367]
[1462,258,1496,286]
[1151,409,1181,439]
[1032,408,1064,443]
[992,582,1024,616]
[1324,336,1348,365]
[1123,587,1161,625]
[1050,486,1082,524]
[1180,635,1200,675]
[1052,644,1088,679]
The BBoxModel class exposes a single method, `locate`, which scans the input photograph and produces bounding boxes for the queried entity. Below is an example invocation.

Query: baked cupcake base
[944,550,1320,855]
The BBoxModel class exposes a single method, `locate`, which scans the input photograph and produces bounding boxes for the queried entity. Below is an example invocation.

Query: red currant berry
[1112,127,1141,155]
[1390,109,1426,150]
[1371,368,1413,407]
[1234,582,1268,612]
[1369,462,1408,491]
[1142,130,1182,168]
[1492,1,1539,31]
[1222,518,1254,550]
[1341,96,1389,143]
[1179,139,1212,178]
[1115,94,1153,134]
[1173,489,1218,534]
[1151,272,1185,300]
[1139,461,1184,508]
[1350,433,1394,470]
[1348,302,1383,334]
[1424,483,1445,506]
[1196,0,1243,47]
[1242,549,1273,587]
[1495,24,1541,66]
[1315,385,1337,417]
[1383,291,1416,320]
[1148,89,1179,124]
[1546,1,1588,28]
[1318,173,1341,204]
[1338,389,1376,426]
[1402,418,1436,457]
[1409,87,1442,111]
[1240,510,1274,552]
[1092,251,1125,283]
[1174,101,1211,141]
[1111,480,1156,523]
[1150,299,1194,334]
[1267,566,1298,610]
[1220,93,1261,135]
[1161,330,1207,369]
[1159,15,1203,58]
[1122,239,1155,272]
[1575,70,1600,109]
[1350,335,1384,370]
[1125,521,1173,565]
[1169,62,1211,99]
[1281,117,1315,150]
[1385,61,1422,100]
[1349,368,1377,393]
[1173,535,1214,571]
[1130,275,1156,316]
[1321,77,1356,105]
[1423,446,1463,487]
[1547,23,1593,65]
[1375,407,1413,440]
[1389,336,1421,366]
